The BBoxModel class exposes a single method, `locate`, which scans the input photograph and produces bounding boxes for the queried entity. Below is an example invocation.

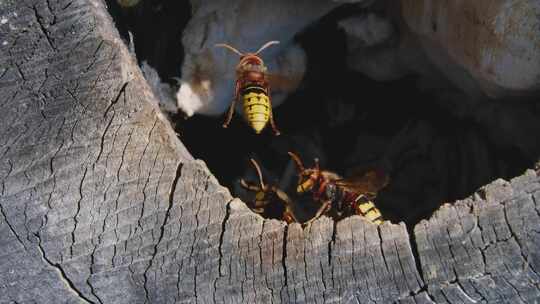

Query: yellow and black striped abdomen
[355,196,383,225]
[241,86,270,134]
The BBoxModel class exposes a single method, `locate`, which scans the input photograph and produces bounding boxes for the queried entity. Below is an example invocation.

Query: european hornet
[240,158,297,223]
[215,41,281,135]
[288,152,389,225]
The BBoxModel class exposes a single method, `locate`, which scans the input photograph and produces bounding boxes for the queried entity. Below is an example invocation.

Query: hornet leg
[223,82,240,128]
[240,179,262,192]
[274,187,298,223]
[267,87,281,136]
[304,200,331,226]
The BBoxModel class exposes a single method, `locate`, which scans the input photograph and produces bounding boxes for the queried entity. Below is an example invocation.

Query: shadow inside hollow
[109,0,537,227]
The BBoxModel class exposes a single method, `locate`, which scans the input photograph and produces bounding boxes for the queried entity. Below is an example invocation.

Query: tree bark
[0,1,539,303]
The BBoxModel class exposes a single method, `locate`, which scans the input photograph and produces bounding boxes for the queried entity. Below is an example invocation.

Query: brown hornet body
[240,158,297,223]
[215,41,281,135]
[288,152,389,225]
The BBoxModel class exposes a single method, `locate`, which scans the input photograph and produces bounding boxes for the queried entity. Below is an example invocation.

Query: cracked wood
[0,0,539,303]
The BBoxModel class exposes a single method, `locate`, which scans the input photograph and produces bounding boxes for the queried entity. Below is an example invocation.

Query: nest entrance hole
[107,1,536,227]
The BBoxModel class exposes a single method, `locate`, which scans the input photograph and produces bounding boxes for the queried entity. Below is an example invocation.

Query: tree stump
[0,1,539,303]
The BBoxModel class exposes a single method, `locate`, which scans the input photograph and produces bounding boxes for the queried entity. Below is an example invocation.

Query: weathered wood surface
[412,172,540,304]
[0,0,538,303]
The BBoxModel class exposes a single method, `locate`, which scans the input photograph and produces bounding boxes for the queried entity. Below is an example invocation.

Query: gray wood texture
[0,0,539,303]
